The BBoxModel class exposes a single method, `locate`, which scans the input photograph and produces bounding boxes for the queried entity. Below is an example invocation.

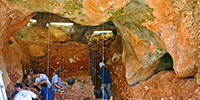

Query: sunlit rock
[124,71,199,99]
[3,37,23,97]
[143,0,198,77]
[113,21,167,85]
[0,0,35,95]
[13,36,32,68]
[29,44,45,57]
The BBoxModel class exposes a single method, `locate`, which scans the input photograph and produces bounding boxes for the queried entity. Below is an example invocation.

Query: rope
[101,7,105,99]
[46,6,51,100]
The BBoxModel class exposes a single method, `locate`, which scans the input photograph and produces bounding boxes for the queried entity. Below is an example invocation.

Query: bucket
[94,91,102,98]
[67,78,75,85]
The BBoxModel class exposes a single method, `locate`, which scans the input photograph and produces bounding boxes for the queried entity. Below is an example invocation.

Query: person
[98,62,113,100]
[31,69,51,89]
[14,83,38,100]
[51,68,66,92]
[40,83,54,100]
[25,68,36,86]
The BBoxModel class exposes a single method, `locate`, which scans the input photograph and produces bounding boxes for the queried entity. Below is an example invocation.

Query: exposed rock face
[38,41,90,78]
[143,0,198,78]
[107,57,129,100]
[13,36,32,68]
[113,20,167,85]
[29,44,45,57]
[0,0,35,96]
[6,0,129,25]
[14,36,90,78]
[110,0,199,85]
[124,71,199,100]
[3,37,23,97]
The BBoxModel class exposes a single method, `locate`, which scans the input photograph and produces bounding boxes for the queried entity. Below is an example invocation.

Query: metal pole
[0,70,8,100]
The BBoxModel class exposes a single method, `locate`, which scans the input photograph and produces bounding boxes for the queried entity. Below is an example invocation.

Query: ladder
[0,70,8,100]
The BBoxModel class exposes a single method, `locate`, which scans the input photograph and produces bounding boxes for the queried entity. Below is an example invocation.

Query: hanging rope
[47,14,50,79]
[45,8,51,100]
[102,23,104,63]
[101,5,105,98]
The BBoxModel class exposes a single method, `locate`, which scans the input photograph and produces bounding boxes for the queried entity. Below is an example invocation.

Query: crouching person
[51,68,66,93]
[40,83,54,100]
[14,83,38,100]
[31,69,51,89]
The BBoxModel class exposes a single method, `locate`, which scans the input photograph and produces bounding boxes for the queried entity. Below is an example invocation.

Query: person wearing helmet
[98,62,113,100]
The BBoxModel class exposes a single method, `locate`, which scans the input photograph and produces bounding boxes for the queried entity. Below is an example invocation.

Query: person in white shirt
[31,69,51,89]
[14,83,38,100]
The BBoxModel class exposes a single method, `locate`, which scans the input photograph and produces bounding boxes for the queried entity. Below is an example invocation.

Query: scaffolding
[0,70,8,100]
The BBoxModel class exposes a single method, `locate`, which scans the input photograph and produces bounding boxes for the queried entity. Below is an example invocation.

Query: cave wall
[113,20,167,85]
[13,24,91,78]
[0,0,35,96]
[143,0,199,77]
[3,37,23,97]
[109,0,200,85]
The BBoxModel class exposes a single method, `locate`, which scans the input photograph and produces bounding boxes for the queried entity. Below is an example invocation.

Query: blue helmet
[99,62,105,66]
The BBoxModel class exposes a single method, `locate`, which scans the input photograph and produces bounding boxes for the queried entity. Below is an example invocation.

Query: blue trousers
[101,83,113,99]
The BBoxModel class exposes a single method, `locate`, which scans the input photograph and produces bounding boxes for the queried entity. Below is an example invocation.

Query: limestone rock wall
[107,58,129,100]
[113,20,167,85]
[3,37,24,97]
[0,0,35,96]
[13,36,32,68]
[124,71,200,100]
[38,41,90,78]
[13,36,90,78]
[6,0,130,25]
[109,0,200,85]
[143,0,199,78]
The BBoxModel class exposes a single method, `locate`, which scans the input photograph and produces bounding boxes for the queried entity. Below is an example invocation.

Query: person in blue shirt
[98,62,113,100]
[51,68,66,93]
[40,83,54,100]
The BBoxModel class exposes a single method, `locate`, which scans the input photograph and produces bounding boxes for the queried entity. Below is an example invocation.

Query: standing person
[98,62,113,100]
[14,83,38,100]
[31,69,51,89]
[51,68,66,92]
[40,83,54,100]
[25,68,36,86]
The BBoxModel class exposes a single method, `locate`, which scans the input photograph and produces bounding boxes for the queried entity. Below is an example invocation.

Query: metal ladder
[0,70,8,100]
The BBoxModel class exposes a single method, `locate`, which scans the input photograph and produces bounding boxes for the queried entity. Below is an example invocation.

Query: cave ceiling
[6,0,153,25]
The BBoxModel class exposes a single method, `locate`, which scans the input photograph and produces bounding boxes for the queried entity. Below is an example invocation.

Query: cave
[0,0,200,100]
[154,53,174,74]
[9,12,120,99]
